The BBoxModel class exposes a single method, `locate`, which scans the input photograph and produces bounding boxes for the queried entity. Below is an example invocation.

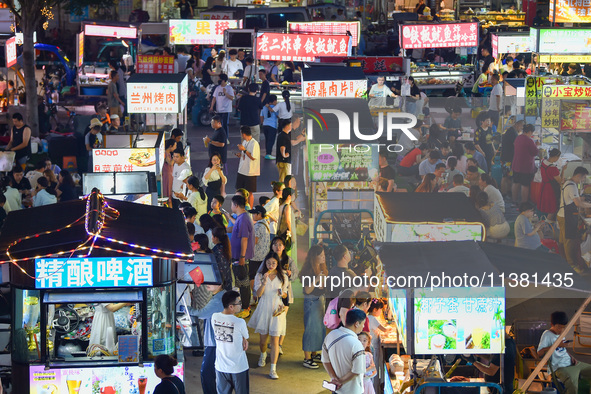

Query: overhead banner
[542,85,591,99]
[137,55,174,74]
[538,29,591,54]
[550,0,591,23]
[35,257,153,289]
[256,32,351,61]
[84,24,137,39]
[303,80,367,98]
[491,34,532,59]
[169,19,240,45]
[400,23,478,49]
[347,56,404,73]
[5,36,16,68]
[127,76,188,113]
[93,148,158,174]
[288,21,361,46]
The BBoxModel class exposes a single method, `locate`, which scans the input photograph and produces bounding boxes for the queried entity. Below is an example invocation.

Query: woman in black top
[282,61,295,83]
[153,355,185,394]
[57,170,77,202]
[201,56,215,87]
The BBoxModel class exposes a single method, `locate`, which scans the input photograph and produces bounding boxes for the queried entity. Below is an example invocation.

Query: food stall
[459,10,526,28]
[301,65,367,99]
[1,190,195,393]
[399,22,479,93]
[83,171,159,206]
[169,19,240,47]
[373,192,485,242]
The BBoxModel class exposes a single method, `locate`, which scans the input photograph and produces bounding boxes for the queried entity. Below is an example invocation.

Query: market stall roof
[126,73,187,84]
[375,192,482,223]
[302,65,366,82]
[303,98,378,144]
[377,241,591,296]
[0,197,192,262]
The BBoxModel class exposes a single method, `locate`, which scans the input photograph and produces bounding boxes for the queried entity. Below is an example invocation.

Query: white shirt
[225,59,244,77]
[264,196,280,234]
[368,84,394,108]
[557,181,579,218]
[447,185,470,196]
[237,138,260,177]
[33,189,57,207]
[213,84,234,114]
[211,312,249,373]
[538,330,572,370]
[489,83,503,111]
[4,186,21,212]
[172,161,191,201]
[25,170,44,191]
[177,53,191,72]
[322,326,366,394]
[484,184,505,213]
[274,101,293,120]
[202,167,227,186]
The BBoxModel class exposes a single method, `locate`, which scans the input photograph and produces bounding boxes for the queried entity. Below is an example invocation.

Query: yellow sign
[542,85,591,99]
[550,0,591,23]
[539,55,591,63]
[525,76,556,116]
[542,98,560,129]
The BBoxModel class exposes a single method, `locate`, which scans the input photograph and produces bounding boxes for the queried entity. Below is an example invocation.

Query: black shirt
[179,1,192,19]
[282,68,294,83]
[11,175,31,193]
[239,95,261,127]
[484,338,517,394]
[501,127,518,163]
[260,80,270,106]
[380,165,396,183]
[276,131,291,164]
[58,183,77,202]
[11,124,31,160]
[153,376,185,394]
[416,3,426,14]
[210,127,227,164]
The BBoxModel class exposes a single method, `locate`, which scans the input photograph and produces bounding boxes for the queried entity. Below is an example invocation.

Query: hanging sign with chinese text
[550,0,591,23]
[400,23,479,49]
[303,80,367,98]
[542,85,591,99]
[347,57,404,73]
[5,36,16,68]
[127,80,188,113]
[35,257,153,289]
[92,148,158,174]
[256,32,351,61]
[137,55,174,74]
[538,29,591,54]
[84,24,137,39]
[288,21,361,46]
[169,19,240,45]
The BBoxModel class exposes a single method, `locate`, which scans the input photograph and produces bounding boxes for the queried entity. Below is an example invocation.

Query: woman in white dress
[248,252,288,380]
[89,303,131,350]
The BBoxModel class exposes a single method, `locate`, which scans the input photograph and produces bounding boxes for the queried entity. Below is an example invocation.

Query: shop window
[13,289,41,364]
[147,285,175,358]
[268,12,307,28]
[245,14,267,29]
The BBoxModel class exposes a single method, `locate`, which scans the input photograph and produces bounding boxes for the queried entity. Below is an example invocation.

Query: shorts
[235,173,257,193]
[249,260,262,280]
[513,171,535,187]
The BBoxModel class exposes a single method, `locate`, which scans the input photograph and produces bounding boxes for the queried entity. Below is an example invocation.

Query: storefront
[1,190,196,393]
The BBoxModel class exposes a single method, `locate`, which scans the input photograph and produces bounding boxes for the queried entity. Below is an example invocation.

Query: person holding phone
[514,202,547,251]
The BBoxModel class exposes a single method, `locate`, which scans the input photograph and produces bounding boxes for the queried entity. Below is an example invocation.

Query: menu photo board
[256,32,351,61]
[491,34,532,59]
[538,29,591,54]
[560,101,591,132]
[137,55,174,74]
[413,287,505,355]
[288,21,361,46]
[93,148,159,174]
[169,19,240,45]
[400,23,478,50]
[550,0,591,23]
[303,80,367,98]
[307,144,378,182]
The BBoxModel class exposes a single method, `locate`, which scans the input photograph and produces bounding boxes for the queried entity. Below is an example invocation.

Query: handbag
[296,218,308,237]
[277,205,293,251]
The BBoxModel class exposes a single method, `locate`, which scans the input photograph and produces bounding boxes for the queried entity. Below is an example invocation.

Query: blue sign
[35,257,153,289]
[70,6,89,23]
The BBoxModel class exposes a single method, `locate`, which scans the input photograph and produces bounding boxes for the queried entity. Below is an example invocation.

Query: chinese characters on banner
[288,21,361,46]
[169,19,240,45]
[84,24,137,39]
[5,37,16,68]
[303,80,367,98]
[92,148,158,174]
[199,12,233,20]
[538,29,591,54]
[550,0,591,23]
[525,76,558,116]
[541,98,560,128]
[127,82,179,113]
[307,144,378,181]
[137,55,175,74]
[256,33,351,61]
[542,85,591,98]
[400,23,479,49]
[347,57,404,73]
[35,257,154,289]
[561,102,591,131]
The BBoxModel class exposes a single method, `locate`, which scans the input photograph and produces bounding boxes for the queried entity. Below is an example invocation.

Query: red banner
[5,37,16,68]
[256,33,350,61]
[288,21,360,47]
[400,23,479,49]
[137,55,175,74]
[347,57,404,73]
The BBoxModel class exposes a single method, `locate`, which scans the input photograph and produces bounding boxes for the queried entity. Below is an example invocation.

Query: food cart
[373,192,485,242]
[83,171,159,206]
[0,190,196,393]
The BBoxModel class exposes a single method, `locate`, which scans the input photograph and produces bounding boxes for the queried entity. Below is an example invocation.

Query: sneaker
[269,370,279,379]
[265,154,276,160]
[303,359,319,369]
[312,353,321,361]
[278,345,284,355]
[235,308,250,319]
[258,352,267,367]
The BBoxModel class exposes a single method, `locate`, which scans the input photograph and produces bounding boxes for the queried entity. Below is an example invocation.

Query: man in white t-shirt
[225,49,244,78]
[212,290,249,394]
[488,73,503,128]
[210,73,235,137]
[537,311,591,394]
[322,309,367,394]
[235,126,260,209]
[368,76,396,108]
[171,149,191,210]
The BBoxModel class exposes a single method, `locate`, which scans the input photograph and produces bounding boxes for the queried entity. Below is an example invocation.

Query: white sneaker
[269,370,279,379]
[258,352,267,367]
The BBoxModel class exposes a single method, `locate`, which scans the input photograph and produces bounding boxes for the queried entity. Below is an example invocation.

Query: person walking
[210,74,234,136]
[229,195,255,318]
[260,94,278,160]
[234,126,260,209]
[238,84,261,142]
[511,124,539,204]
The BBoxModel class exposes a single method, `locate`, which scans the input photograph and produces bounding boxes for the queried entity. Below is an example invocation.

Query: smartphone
[323,380,336,391]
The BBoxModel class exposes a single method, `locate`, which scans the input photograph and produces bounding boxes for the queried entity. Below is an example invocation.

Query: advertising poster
[400,23,478,49]
[29,363,184,394]
[550,0,591,23]
[93,148,158,174]
[127,81,187,114]
[414,287,505,355]
[169,19,240,45]
[538,29,591,54]
[5,36,16,68]
[288,21,361,46]
[388,288,407,347]
[136,55,174,74]
[308,144,378,182]
[303,80,367,98]
[560,102,591,131]
[84,24,137,39]
[390,223,484,242]
[256,33,351,61]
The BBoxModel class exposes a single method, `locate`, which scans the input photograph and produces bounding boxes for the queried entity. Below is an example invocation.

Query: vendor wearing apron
[557,166,591,274]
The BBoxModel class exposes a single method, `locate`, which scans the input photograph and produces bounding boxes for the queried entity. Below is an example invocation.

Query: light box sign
[303,80,367,98]
[391,223,484,242]
[539,55,591,63]
[5,36,16,68]
[93,148,158,174]
[538,29,591,54]
[200,11,234,20]
[84,24,137,39]
[550,0,591,23]
[542,85,591,99]
[29,362,183,394]
[400,23,478,49]
[491,34,532,59]
[348,56,404,73]
[76,32,84,68]
[561,102,591,132]
[308,144,378,182]
[388,288,407,349]
[127,80,188,113]
[256,32,351,61]
[414,287,505,355]
[137,55,174,74]
[169,19,240,45]
[288,21,361,46]
[35,257,153,289]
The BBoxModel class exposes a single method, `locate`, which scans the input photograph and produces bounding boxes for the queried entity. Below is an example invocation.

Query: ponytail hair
[282,90,291,112]
[212,226,231,261]
[187,176,206,201]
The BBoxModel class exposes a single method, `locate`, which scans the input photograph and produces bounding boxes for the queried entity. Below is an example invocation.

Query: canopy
[302,65,366,82]
[0,197,192,262]
[375,192,482,223]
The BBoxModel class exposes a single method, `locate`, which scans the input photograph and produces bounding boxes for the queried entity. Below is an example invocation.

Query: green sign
[308,143,379,182]
[538,29,591,54]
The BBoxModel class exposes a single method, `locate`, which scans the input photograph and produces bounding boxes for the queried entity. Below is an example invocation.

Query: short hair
[231,195,246,208]
[213,194,225,205]
[419,143,429,150]
[172,148,185,156]
[379,151,389,159]
[248,83,259,93]
[222,290,241,309]
[551,311,568,326]
[453,174,464,185]
[465,142,476,151]
[0,193,6,204]
[452,107,462,114]
[211,114,222,123]
[491,73,500,81]
[219,73,228,82]
[354,291,371,306]
[165,138,176,150]
[429,150,441,160]
[229,49,238,56]
[110,70,118,78]
[467,165,479,174]
[171,128,183,137]
[435,163,446,170]
[12,113,23,121]
[240,126,252,136]
[519,201,536,213]
[35,160,46,170]
[345,308,367,327]
[574,166,589,177]
[523,124,535,134]
[12,166,23,174]
[259,196,270,205]
[506,56,514,63]
[37,177,49,188]
[549,148,561,158]
[245,56,253,64]
[186,222,196,236]
[333,244,349,262]
[268,94,278,103]
[259,69,266,75]
[183,206,197,219]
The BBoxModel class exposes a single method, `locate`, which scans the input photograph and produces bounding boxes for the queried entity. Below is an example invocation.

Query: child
[446,156,462,187]
[209,195,229,227]
[367,299,391,362]
[358,331,377,394]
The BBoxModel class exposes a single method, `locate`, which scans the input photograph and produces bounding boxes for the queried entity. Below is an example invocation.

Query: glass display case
[147,285,175,357]
[460,11,525,27]
[411,66,475,90]
[13,289,41,364]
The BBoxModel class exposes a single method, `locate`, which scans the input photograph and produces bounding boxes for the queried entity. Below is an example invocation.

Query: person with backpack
[324,289,356,331]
